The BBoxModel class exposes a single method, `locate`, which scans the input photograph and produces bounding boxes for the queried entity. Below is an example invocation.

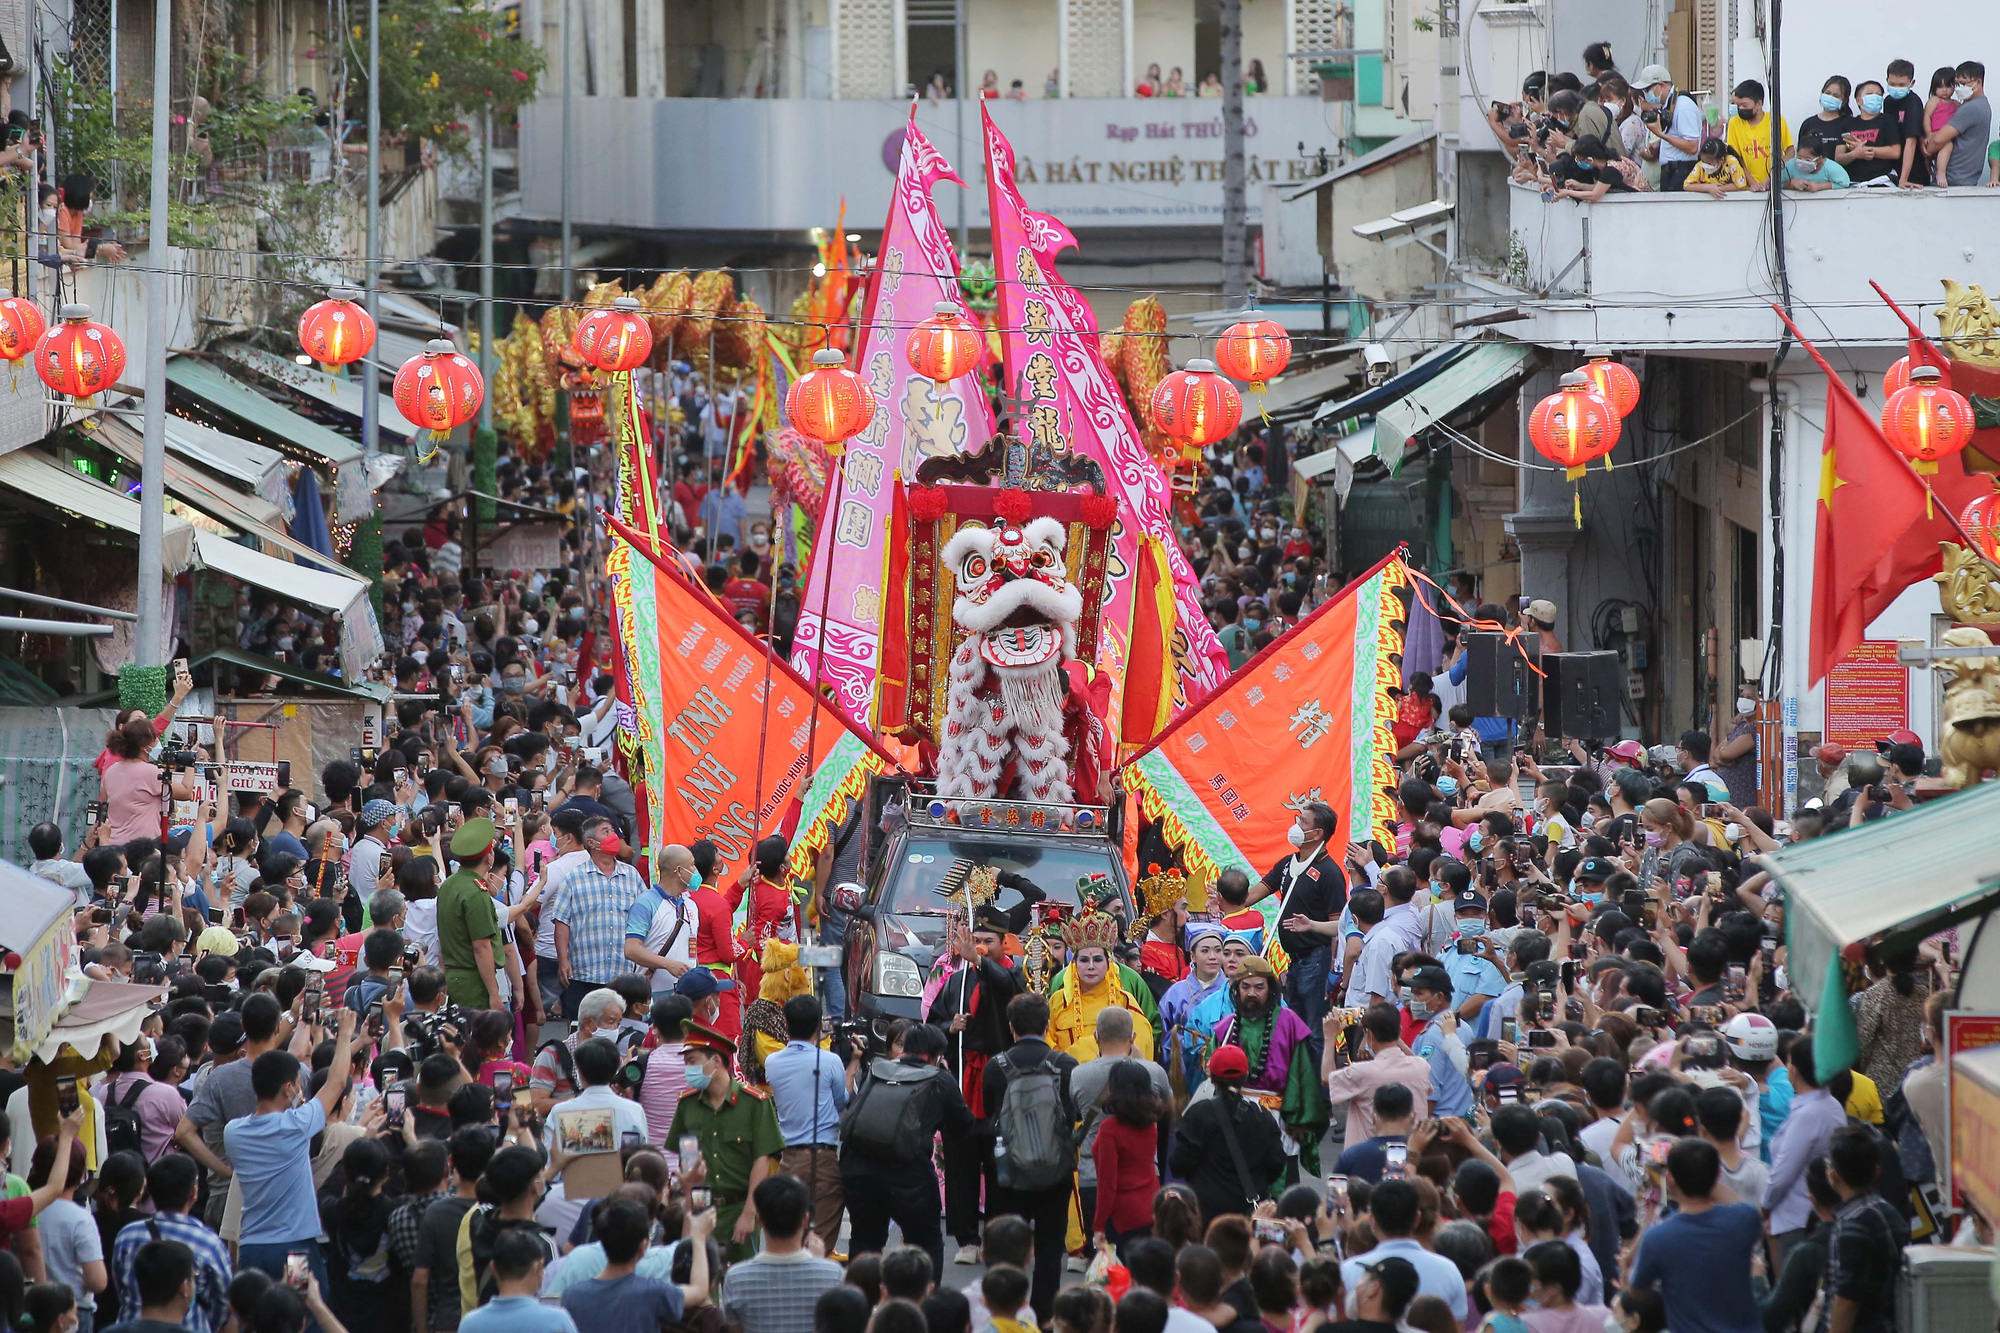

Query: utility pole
[1219,0,1247,299]
[955,0,968,254]
[134,0,172,667]
[559,0,573,303]
[362,0,381,457]
[473,107,497,571]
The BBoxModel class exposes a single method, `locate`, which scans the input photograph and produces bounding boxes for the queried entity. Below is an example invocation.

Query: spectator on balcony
[1046,69,1061,97]
[1582,42,1619,83]
[1634,63,1704,191]
[1199,73,1223,97]
[1883,60,1933,185]
[1007,80,1028,102]
[1550,137,1633,201]
[1163,68,1187,98]
[1550,90,1619,158]
[1247,59,1269,94]
[925,72,952,102]
[1137,64,1162,97]
[1686,139,1752,197]
[1781,140,1851,191]
[1798,77,1857,165]
[1925,61,1991,188]
[1599,75,1648,161]
[1921,66,1961,182]
[979,71,1001,99]
[54,176,128,265]
[1836,82,1904,183]
[1724,80,1791,188]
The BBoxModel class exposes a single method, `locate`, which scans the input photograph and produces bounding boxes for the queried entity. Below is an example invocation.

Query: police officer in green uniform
[668,1020,785,1262]
[438,817,504,1010]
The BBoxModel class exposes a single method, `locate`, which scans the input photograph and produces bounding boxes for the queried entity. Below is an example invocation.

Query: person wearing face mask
[1797,75,1857,168]
[1405,966,1473,1117]
[1633,63,1704,190]
[1835,80,1904,183]
[1710,682,1761,806]
[624,844,701,998]
[669,1022,784,1261]
[1882,59,1932,186]
[1242,802,1345,1057]
[1723,80,1793,188]
[1924,59,1991,188]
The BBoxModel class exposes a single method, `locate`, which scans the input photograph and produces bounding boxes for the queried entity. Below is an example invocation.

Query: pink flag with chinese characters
[979,103,1229,737]
[792,105,997,730]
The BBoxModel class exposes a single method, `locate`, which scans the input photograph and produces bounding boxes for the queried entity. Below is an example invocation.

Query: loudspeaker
[1462,632,1540,720]
[1541,651,1622,740]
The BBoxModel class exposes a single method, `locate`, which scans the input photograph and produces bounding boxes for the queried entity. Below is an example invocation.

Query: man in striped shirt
[112,1155,232,1333]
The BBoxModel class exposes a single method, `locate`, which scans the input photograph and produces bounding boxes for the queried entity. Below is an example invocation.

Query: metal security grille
[834,0,899,98]
[1066,0,1122,98]
[69,0,113,90]
[1291,0,1345,96]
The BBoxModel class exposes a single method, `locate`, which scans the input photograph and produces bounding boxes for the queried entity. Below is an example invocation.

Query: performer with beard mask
[925,905,1025,1262]
[1211,956,1330,1175]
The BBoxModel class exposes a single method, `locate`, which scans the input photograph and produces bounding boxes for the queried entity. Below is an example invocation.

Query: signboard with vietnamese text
[10,911,76,1063]
[225,761,280,795]
[1944,1010,2000,1211]
[1824,640,1908,749]
[486,522,565,573]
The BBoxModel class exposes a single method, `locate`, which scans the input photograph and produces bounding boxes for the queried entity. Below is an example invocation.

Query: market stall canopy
[210,342,423,444]
[165,356,378,523]
[1370,342,1534,465]
[1774,780,2000,1023]
[96,418,284,533]
[1256,354,1366,423]
[1294,424,1381,481]
[192,530,370,618]
[0,863,79,1061]
[1312,342,1477,429]
[0,449,194,574]
[97,403,290,509]
[32,976,165,1063]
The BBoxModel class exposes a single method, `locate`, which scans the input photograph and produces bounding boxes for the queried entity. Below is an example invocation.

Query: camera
[1866,783,1891,803]
[1364,342,1393,386]
[1640,108,1661,124]
[158,747,201,769]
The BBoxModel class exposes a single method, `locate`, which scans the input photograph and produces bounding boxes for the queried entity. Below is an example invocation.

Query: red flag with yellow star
[1787,314,1988,685]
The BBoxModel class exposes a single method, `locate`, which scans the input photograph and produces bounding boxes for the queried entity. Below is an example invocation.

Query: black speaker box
[1462,631,1540,720]
[1541,651,1622,740]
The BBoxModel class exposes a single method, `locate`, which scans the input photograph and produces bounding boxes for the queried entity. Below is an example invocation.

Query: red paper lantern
[785,349,874,446]
[36,303,125,401]
[905,302,983,388]
[572,295,655,373]
[1151,359,1242,447]
[393,339,485,436]
[296,285,376,371]
[1961,488,2000,563]
[1884,355,1951,399]
[1881,365,1975,472]
[1528,372,1620,478]
[1214,315,1292,387]
[1580,346,1640,418]
[0,290,47,362]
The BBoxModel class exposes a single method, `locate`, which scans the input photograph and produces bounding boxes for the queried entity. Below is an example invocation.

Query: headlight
[874,951,924,998]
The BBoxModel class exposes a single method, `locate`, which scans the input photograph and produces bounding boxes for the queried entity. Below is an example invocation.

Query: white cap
[1636,64,1674,87]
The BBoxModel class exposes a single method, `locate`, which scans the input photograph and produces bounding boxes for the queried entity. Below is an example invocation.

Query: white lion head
[940,517,1083,665]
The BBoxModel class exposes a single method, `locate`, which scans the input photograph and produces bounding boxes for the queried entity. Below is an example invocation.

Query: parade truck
[830,773,1134,1048]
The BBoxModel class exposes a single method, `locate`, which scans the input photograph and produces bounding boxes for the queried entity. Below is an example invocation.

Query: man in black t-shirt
[1245,801,1345,1062]
[1885,58,1932,185]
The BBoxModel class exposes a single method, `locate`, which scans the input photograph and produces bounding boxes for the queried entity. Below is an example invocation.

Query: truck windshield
[882,836,1124,919]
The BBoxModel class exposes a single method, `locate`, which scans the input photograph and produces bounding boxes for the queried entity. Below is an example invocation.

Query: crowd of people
[1491,41,1995,194]
[4,352,1969,1333]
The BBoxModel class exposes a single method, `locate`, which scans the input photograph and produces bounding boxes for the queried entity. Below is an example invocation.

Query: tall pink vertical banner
[792,106,998,727]
[980,103,1230,732]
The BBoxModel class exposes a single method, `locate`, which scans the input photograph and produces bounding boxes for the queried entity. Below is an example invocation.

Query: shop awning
[0,449,194,573]
[192,530,370,618]
[95,418,282,529]
[165,357,364,468]
[1258,356,1364,421]
[1371,342,1535,464]
[1294,424,1380,480]
[194,646,383,700]
[1,864,79,1062]
[1773,781,2000,1021]
[1312,342,1477,429]
[210,342,424,443]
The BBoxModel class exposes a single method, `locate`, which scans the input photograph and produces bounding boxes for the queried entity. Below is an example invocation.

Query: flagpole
[799,448,851,785]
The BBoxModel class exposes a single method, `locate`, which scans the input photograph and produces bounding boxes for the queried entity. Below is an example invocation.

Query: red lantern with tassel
[572,295,655,373]
[297,285,376,373]
[1529,372,1620,527]
[1881,365,1975,473]
[785,349,874,448]
[394,339,485,444]
[0,290,47,363]
[1151,359,1243,447]
[1213,315,1291,387]
[905,302,983,388]
[1580,345,1640,418]
[1961,488,2000,564]
[36,303,125,402]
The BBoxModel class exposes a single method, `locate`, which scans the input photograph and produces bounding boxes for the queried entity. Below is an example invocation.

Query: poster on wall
[1944,1010,2000,1212]
[1824,640,1908,748]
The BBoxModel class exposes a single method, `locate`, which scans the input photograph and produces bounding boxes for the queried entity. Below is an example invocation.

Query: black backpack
[840,1058,941,1164]
[103,1079,150,1158]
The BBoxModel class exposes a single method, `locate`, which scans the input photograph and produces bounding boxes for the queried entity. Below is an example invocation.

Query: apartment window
[907,0,958,94]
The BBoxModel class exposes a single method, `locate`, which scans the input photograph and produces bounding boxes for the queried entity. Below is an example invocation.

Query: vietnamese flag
[1783,311,1990,685]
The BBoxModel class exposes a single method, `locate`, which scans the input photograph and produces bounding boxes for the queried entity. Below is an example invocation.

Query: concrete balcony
[1476,180,2000,352]
[516,95,1337,235]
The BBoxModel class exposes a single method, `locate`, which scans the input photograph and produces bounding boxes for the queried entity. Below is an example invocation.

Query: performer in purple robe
[1212,956,1330,1174]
